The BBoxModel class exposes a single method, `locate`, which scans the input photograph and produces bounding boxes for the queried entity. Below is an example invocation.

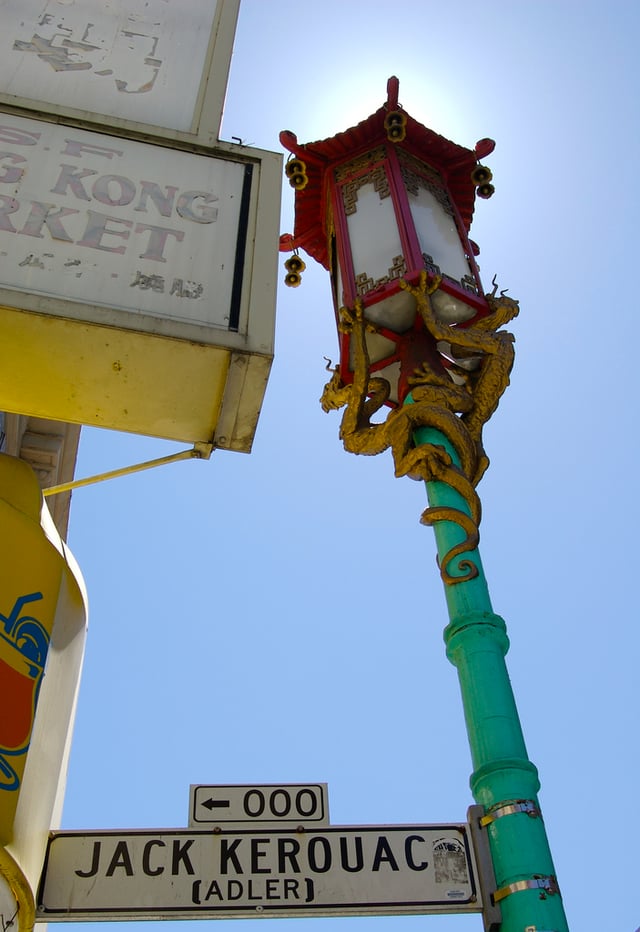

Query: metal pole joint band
[480,798,541,826]
[493,875,560,903]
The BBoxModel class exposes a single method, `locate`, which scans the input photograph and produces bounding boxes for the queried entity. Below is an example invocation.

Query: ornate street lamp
[280,77,569,932]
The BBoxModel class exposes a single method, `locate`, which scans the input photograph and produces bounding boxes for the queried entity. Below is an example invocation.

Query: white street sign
[190,785,329,828]
[38,825,483,921]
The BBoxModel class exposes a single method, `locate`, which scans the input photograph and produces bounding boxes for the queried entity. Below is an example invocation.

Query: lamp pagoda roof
[280,76,494,270]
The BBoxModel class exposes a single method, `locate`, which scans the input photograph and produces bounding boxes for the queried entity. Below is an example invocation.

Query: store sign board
[0,112,281,450]
[0,114,252,334]
[0,0,239,143]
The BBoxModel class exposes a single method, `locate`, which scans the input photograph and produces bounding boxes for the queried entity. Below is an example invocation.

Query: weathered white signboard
[0,112,280,450]
[38,825,483,921]
[0,0,239,145]
[0,116,251,330]
[190,785,329,828]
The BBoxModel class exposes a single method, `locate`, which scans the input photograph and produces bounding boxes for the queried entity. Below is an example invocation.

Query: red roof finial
[387,76,400,110]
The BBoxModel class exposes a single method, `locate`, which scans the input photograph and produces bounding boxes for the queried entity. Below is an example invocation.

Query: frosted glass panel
[409,186,471,283]
[364,289,416,333]
[334,260,344,308]
[346,183,403,290]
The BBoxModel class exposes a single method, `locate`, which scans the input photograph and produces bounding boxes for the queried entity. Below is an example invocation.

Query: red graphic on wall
[0,593,49,791]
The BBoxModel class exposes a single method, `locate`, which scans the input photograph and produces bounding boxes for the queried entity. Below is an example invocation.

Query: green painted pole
[413,424,569,932]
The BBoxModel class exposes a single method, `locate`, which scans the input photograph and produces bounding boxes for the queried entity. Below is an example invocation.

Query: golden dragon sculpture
[321,271,519,584]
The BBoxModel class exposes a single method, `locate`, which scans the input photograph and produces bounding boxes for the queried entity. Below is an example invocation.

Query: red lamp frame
[280,76,496,406]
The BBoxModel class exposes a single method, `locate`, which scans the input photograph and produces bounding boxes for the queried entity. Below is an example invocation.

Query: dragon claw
[338,302,363,333]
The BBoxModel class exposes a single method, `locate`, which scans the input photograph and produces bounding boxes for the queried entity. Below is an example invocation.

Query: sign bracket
[43,445,213,498]
[467,805,502,931]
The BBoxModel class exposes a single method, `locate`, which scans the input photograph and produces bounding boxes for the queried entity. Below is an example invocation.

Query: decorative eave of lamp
[280,76,499,408]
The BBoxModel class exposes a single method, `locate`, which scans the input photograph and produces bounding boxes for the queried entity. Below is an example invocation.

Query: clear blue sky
[57,2,639,931]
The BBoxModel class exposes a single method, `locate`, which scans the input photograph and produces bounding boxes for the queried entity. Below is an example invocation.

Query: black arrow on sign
[201,797,231,811]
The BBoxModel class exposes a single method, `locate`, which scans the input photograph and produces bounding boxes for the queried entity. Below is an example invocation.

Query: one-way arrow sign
[201,798,231,811]
[189,784,329,827]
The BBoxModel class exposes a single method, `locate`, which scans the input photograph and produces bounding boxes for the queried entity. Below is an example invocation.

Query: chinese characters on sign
[130,272,203,299]
[0,0,226,133]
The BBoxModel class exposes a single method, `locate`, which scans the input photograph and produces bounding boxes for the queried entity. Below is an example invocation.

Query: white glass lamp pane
[334,259,344,308]
[357,331,397,367]
[346,182,404,297]
[365,289,416,333]
[430,289,478,324]
[409,186,471,284]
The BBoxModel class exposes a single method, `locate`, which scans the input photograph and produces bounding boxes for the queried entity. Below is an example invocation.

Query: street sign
[38,824,484,921]
[190,784,329,828]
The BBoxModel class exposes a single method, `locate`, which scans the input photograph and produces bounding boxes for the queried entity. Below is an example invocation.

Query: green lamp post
[280,77,569,932]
